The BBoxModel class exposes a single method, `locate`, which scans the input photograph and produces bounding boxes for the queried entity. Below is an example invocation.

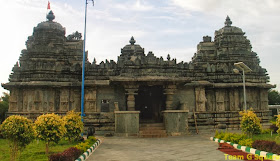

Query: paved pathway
[88,134,229,161]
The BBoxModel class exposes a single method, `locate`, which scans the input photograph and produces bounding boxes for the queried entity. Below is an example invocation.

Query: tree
[34,113,66,155]
[63,111,84,142]
[0,92,9,123]
[0,115,35,161]
[268,90,280,105]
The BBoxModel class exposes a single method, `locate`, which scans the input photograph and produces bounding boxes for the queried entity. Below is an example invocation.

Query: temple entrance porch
[135,85,166,123]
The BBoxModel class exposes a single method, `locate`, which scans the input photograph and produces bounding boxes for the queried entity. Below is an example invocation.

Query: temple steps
[139,123,167,138]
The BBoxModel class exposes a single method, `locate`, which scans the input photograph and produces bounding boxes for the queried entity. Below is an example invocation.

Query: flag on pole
[47,1,50,10]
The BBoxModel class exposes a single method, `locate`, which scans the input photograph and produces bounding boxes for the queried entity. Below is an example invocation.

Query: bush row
[215,131,253,147]
[74,136,97,153]
[49,136,97,161]
[252,140,280,155]
[0,111,84,160]
[49,147,82,161]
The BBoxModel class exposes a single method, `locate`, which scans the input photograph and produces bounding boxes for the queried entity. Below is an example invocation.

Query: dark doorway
[135,85,166,123]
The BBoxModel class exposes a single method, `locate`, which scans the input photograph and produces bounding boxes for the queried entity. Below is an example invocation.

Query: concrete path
[87,134,228,161]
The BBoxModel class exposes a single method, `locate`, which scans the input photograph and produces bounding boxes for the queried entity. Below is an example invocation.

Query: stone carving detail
[23,90,28,112]
[60,89,69,112]
[34,90,42,111]
[260,89,268,110]
[216,89,225,111]
[206,90,215,111]
[67,31,82,41]
[195,87,207,111]
[9,89,18,112]
[229,89,239,111]
[85,88,96,112]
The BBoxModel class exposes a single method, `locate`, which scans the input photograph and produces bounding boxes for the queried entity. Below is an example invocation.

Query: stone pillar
[124,84,138,111]
[126,89,138,111]
[164,85,177,110]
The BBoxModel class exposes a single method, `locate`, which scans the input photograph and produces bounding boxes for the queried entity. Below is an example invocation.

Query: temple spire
[129,36,136,45]
[225,15,232,27]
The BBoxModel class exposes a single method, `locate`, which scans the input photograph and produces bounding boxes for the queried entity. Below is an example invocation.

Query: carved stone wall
[70,90,81,112]
[195,87,207,112]
[96,86,116,112]
[85,88,97,112]
[229,89,240,111]
[60,89,69,112]
[215,89,225,111]
[9,89,19,112]
[260,89,268,110]
[206,90,215,111]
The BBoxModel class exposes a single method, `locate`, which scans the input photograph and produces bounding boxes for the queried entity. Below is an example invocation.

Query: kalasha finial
[225,15,232,27]
[47,10,55,21]
[129,36,136,45]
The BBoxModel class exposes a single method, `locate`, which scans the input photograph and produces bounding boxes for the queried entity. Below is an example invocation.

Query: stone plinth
[115,111,140,136]
[163,110,189,136]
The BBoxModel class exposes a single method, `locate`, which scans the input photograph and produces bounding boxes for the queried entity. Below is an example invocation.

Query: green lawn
[0,139,80,161]
[252,133,280,144]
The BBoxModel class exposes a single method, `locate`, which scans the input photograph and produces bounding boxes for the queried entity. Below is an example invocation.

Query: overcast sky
[0,0,279,96]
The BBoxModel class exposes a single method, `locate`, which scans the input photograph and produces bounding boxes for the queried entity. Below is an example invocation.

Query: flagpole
[46,1,50,21]
[81,0,94,137]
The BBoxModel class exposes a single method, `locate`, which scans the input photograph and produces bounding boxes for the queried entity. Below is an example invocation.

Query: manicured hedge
[252,140,280,155]
[49,147,82,161]
[215,131,253,147]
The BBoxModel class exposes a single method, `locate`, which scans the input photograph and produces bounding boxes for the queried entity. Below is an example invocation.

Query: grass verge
[0,139,80,161]
[252,133,280,144]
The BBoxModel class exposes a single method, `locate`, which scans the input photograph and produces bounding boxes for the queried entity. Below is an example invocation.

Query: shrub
[229,134,247,144]
[74,136,97,153]
[0,115,35,161]
[49,147,82,161]
[238,138,253,147]
[63,111,84,142]
[215,131,252,147]
[215,131,225,140]
[272,144,280,155]
[240,109,262,136]
[252,140,280,154]
[87,136,97,143]
[34,113,66,155]
[75,142,90,152]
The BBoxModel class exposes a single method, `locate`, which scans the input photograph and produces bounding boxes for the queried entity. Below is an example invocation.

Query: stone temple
[2,11,274,136]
